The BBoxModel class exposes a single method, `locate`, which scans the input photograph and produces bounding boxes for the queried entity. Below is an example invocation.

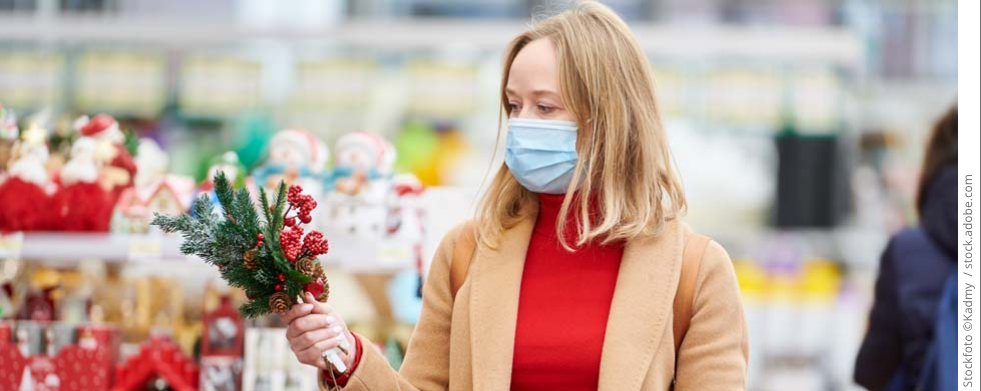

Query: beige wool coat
[321,216,749,391]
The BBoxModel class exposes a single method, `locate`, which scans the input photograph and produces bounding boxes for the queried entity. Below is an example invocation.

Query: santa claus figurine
[0,125,54,231]
[52,136,114,231]
[73,114,137,204]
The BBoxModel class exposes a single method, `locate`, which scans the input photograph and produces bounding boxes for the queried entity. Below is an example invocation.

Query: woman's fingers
[285,295,357,371]
[286,313,337,338]
[296,337,346,370]
[289,324,344,352]
[281,303,314,325]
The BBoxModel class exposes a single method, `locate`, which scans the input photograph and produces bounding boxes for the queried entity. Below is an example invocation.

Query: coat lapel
[597,220,685,391]
[468,215,536,391]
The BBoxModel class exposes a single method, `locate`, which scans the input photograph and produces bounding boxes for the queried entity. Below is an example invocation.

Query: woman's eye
[509,103,520,112]
[538,105,553,114]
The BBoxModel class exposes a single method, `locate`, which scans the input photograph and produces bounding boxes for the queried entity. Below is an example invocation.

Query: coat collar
[467,211,685,391]
[596,220,685,391]
[468,213,536,391]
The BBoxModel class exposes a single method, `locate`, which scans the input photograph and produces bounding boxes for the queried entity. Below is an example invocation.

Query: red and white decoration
[0,338,112,391]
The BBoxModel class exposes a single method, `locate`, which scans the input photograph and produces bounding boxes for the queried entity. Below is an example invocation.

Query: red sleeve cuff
[321,334,363,388]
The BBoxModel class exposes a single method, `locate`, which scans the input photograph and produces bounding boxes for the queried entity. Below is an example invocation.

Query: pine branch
[270,181,287,232]
[239,292,272,318]
[213,171,235,217]
[190,193,215,218]
[232,187,260,239]
[258,187,272,225]
[266,182,292,271]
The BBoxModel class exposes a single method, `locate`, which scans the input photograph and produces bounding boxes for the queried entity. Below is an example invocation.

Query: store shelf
[0,231,418,272]
[0,232,188,264]
[0,16,865,65]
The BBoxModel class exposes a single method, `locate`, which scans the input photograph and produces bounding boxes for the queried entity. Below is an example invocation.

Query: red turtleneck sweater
[510,193,624,390]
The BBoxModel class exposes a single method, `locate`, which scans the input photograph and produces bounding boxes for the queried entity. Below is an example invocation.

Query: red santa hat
[74,114,123,143]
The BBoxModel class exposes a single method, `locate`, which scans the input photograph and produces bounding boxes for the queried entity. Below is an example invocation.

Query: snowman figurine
[252,129,328,210]
[321,131,397,238]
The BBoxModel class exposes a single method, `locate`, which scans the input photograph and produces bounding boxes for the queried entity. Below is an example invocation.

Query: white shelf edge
[0,17,865,65]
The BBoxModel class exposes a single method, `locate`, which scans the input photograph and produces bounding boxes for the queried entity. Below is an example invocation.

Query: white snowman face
[269,142,308,169]
[336,144,376,172]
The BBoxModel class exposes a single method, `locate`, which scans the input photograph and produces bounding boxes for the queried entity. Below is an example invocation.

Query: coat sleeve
[853,243,903,391]
[674,240,750,390]
[320,223,464,391]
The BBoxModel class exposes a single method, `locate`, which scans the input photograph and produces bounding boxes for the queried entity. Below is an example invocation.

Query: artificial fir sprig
[151,172,330,318]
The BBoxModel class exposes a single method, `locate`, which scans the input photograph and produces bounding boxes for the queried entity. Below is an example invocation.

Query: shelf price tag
[0,232,24,259]
[128,237,162,262]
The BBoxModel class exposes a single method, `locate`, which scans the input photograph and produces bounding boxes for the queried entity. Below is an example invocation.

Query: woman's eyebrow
[505,88,560,98]
[531,89,560,99]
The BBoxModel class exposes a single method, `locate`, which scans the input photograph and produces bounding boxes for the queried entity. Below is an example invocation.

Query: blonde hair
[476,0,686,250]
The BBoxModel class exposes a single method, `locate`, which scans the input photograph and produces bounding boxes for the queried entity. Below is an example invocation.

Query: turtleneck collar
[534,192,608,245]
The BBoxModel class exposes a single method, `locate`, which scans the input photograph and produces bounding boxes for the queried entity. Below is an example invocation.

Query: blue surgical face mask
[505,118,579,194]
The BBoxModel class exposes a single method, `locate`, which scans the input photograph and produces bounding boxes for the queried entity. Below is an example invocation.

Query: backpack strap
[673,233,710,354]
[450,222,478,299]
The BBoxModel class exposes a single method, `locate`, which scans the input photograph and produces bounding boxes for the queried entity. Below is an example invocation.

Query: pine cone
[312,263,326,281]
[269,292,292,314]
[296,257,321,279]
[318,279,330,302]
[243,248,258,270]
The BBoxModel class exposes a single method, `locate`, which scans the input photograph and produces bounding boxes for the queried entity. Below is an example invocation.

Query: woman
[854,105,958,391]
[285,2,749,390]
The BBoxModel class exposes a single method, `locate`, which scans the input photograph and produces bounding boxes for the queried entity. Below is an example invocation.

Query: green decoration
[151,172,331,318]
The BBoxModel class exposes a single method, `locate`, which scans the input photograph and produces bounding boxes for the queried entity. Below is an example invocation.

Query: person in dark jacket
[854,105,958,391]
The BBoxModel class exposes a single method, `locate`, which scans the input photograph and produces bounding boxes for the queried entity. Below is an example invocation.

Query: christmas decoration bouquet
[151,172,329,318]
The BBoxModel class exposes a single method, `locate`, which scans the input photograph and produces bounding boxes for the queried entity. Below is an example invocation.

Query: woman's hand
[283,292,357,372]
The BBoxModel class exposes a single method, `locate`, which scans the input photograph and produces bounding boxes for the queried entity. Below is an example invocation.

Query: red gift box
[0,341,111,391]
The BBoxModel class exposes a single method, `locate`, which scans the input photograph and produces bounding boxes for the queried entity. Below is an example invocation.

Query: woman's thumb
[305,292,331,314]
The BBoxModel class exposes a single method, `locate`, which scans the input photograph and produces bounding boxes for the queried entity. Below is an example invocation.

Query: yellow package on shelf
[179,55,262,117]
[75,50,167,116]
[0,51,65,110]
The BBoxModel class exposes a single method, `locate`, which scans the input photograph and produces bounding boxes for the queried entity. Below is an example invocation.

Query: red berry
[299,214,312,224]
[303,231,330,256]
[256,233,264,240]
[280,226,305,261]
[278,273,285,281]
[284,217,295,227]
[275,284,283,291]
